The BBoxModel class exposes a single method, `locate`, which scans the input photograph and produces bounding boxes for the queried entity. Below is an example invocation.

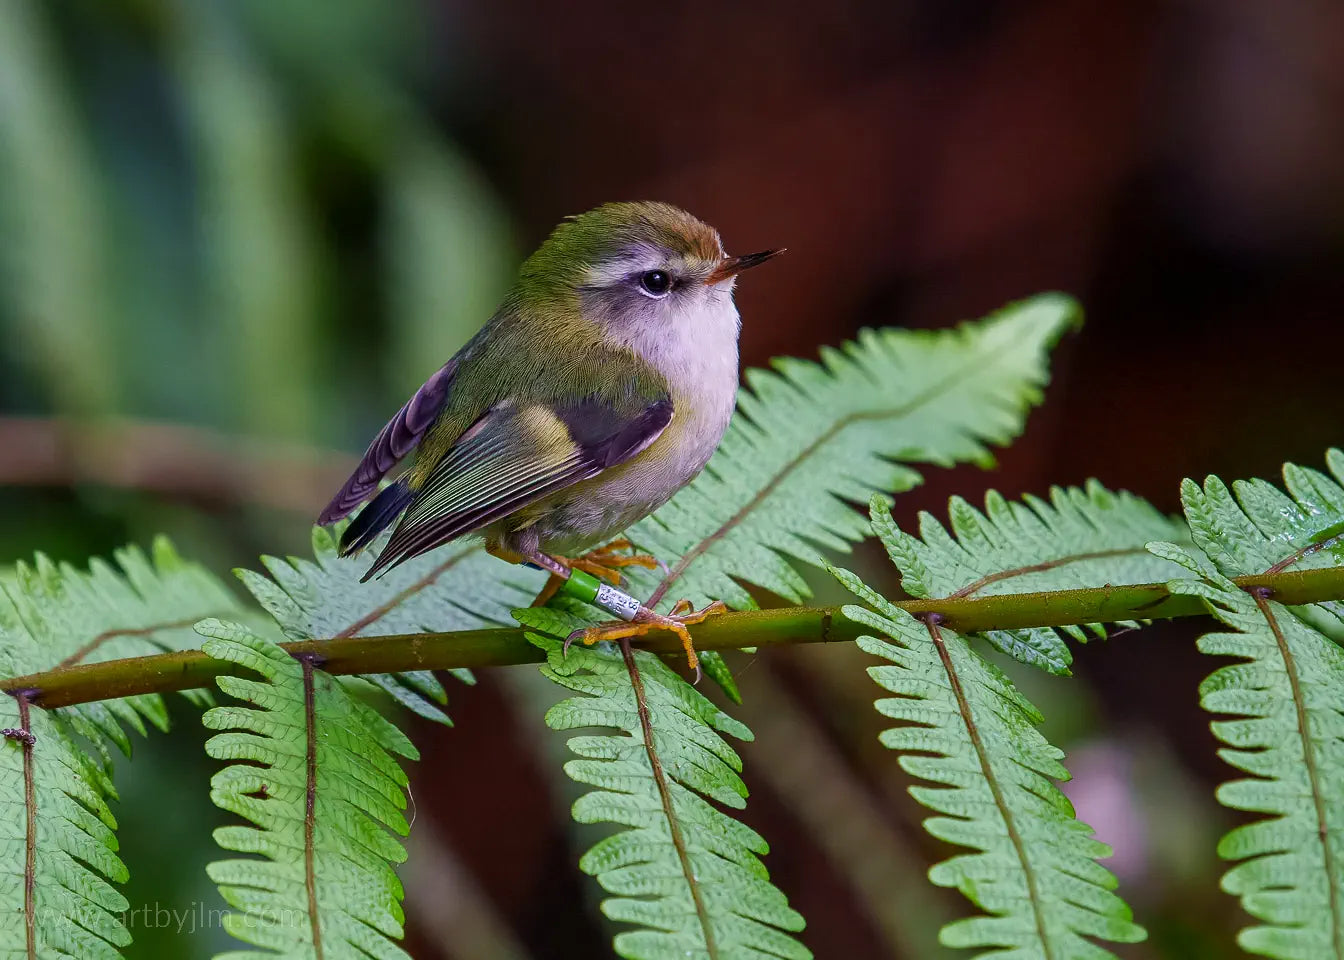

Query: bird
[318,201,780,676]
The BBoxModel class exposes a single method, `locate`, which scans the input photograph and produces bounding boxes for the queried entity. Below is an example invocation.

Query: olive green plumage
[319,201,779,579]
[407,292,668,484]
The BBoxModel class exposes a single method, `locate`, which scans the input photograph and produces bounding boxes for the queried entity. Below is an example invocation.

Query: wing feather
[360,395,673,579]
[318,359,458,524]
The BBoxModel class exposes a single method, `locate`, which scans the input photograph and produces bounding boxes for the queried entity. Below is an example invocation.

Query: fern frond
[199,619,418,959]
[875,481,1190,673]
[516,605,810,960]
[236,525,542,723]
[0,692,131,958]
[620,293,1079,622]
[0,538,240,958]
[1,536,244,730]
[1181,448,1344,634]
[1154,452,1344,959]
[833,561,1145,959]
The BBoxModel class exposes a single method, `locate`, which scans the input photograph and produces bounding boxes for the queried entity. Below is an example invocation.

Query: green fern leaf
[236,524,542,723]
[832,562,1145,959]
[619,293,1079,623]
[1155,453,1344,959]
[199,619,418,959]
[874,481,1190,673]
[0,692,131,958]
[516,605,810,960]
[1,536,245,727]
[0,538,243,958]
[1180,448,1344,636]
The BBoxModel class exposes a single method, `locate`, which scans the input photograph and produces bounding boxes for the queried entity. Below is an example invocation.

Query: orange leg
[564,599,727,682]
[488,540,715,681]
[575,539,663,578]
[529,540,663,607]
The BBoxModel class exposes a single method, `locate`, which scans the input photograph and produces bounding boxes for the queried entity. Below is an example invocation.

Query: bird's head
[518,202,781,343]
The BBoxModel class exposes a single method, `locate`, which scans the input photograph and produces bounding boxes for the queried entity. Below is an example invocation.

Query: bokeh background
[2,1,1343,957]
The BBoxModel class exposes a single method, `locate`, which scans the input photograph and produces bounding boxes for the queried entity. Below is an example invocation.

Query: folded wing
[359,394,673,580]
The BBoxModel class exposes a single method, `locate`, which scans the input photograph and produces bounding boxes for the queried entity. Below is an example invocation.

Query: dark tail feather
[339,481,414,557]
[317,358,457,525]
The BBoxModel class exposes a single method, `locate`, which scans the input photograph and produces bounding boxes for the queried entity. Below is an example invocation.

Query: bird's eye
[638,270,672,297]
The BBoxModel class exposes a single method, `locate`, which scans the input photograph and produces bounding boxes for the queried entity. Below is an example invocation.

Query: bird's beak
[705,248,785,285]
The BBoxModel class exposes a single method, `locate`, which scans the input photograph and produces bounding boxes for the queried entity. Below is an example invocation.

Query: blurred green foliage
[0,0,514,443]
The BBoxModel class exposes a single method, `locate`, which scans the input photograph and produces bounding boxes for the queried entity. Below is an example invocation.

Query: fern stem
[647,407,899,609]
[298,654,326,959]
[1266,529,1344,575]
[1249,588,1344,958]
[619,639,719,957]
[55,615,203,668]
[331,552,469,638]
[3,692,38,960]
[947,547,1149,598]
[923,614,1056,959]
[5,564,1344,709]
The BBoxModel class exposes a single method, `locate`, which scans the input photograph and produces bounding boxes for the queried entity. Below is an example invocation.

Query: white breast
[632,284,740,473]
[538,287,741,552]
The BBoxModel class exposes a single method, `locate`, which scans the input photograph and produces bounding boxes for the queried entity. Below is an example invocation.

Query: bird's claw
[560,600,726,681]
[562,624,604,658]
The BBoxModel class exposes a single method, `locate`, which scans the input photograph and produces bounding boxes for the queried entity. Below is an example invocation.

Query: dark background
[1,1,1341,957]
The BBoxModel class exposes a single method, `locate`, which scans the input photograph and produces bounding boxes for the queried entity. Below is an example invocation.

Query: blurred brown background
[2,0,1342,957]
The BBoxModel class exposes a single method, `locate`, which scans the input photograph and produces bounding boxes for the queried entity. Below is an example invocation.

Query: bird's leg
[531,573,567,608]
[528,539,664,608]
[496,540,722,682]
[485,543,528,566]
[486,542,568,605]
[578,539,666,576]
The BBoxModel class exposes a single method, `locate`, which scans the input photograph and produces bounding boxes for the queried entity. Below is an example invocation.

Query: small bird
[318,201,780,675]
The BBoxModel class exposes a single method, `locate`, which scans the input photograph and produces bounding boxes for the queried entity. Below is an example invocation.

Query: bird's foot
[563,599,727,683]
[580,538,666,575]
[531,540,663,607]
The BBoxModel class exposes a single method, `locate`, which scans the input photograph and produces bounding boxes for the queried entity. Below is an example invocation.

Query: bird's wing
[359,393,674,579]
[317,358,459,525]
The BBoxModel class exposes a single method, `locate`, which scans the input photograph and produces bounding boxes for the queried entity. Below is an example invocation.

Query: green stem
[3,565,1342,710]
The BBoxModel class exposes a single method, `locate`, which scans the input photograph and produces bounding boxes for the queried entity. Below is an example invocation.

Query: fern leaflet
[1180,448,1344,637]
[1153,451,1344,959]
[877,482,1189,673]
[237,524,542,723]
[516,604,809,960]
[0,538,243,958]
[2,537,246,733]
[837,504,1145,958]
[0,693,130,958]
[200,619,418,959]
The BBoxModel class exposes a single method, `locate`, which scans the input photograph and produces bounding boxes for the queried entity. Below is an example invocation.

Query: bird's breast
[613,291,742,503]
[528,301,741,552]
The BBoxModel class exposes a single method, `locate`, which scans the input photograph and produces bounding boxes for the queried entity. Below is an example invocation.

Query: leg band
[560,569,642,621]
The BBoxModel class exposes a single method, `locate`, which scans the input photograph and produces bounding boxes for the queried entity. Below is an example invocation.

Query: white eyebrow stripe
[584,244,687,287]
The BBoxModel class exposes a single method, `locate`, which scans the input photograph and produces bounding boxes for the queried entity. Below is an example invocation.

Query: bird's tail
[338,480,414,557]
